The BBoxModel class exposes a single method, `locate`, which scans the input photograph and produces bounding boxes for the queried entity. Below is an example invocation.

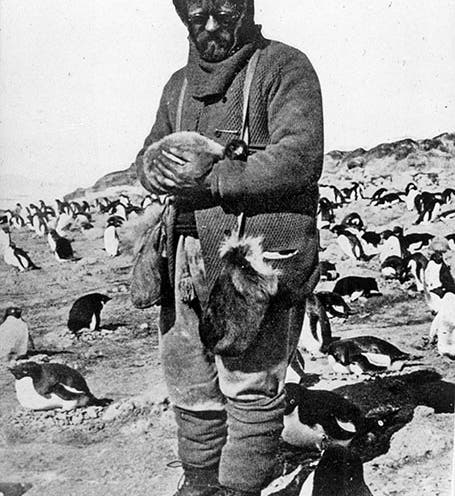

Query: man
[135,1,323,495]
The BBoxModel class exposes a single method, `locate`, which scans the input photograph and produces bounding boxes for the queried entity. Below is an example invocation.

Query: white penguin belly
[104,227,119,256]
[299,318,323,355]
[337,236,356,260]
[15,377,79,411]
[328,355,351,374]
[282,409,325,450]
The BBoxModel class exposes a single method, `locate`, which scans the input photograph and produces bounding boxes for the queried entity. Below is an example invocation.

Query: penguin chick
[200,233,280,357]
[223,139,249,161]
[283,383,366,451]
[9,361,112,411]
[67,293,111,337]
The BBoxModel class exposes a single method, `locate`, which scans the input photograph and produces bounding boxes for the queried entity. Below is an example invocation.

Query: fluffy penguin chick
[10,361,111,411]
[200,234,280,357]
[283,383,365,451]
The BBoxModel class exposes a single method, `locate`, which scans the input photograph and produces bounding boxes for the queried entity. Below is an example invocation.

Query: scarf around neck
[185,26,263,100]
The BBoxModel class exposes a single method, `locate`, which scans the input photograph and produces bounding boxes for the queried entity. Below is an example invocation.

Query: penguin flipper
[361,352,392,368]
[51,383,87,401]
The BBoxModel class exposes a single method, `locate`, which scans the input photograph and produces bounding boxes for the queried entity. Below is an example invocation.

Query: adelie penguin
[333,276,382,302]
[327,336,418,374]
[104,218,120,257]
[47,229,75,261]
[283,382,367,451]
[9,361,111,411]
[0,306,34,362]
[2,242,40,272]
[67,293,111,338]
[299,446,373,496]
[297,294,332,357]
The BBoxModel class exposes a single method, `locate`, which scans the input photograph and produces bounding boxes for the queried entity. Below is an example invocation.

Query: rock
[139,323,149,330]
[85,407,101,419]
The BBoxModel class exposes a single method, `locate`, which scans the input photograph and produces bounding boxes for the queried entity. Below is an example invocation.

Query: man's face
[186,0,244,62]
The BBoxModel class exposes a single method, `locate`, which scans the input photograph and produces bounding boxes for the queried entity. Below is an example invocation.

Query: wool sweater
[136,38,323,299]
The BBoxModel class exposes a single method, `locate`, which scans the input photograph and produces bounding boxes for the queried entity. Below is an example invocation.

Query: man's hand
[142,147,215,195]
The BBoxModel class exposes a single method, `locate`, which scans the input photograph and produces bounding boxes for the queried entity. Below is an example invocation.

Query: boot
[173,467,220,496]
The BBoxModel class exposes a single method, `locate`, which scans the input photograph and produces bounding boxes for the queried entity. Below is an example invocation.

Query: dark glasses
[187,11,241,28]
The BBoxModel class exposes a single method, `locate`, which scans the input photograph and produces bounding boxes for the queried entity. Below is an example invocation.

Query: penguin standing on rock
[283,383,366,451]
[9,361,112,411]
[67,293,111,337]
[47,229,75,261]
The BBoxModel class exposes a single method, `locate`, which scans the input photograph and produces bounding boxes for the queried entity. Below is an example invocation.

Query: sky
[0,0,454,192]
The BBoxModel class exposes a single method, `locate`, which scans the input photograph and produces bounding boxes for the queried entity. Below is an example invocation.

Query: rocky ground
[1,134,455,496]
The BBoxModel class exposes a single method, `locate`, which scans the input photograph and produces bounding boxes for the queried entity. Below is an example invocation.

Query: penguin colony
[1,134,455,494]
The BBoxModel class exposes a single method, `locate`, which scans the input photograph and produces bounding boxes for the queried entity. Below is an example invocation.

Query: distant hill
[64,132,455,201]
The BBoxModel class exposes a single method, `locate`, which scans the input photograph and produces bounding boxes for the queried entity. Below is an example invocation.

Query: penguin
[371,192,404,207]
[341,212,364,231]
[141,195,153,210]
[424,251,455,292]
[341,182,364,203]
[317,198,335,229]
[3,243,40,272]
[369,187,387,204]
[10,213,26,229]
[333,276,382,302]
[283,383,366,451]
[67,293,111,337]
[404,182,419,211]
[414,193,443,224]
[360,230,382,257]
[332,226,372,262]
[47,229,75,261]
[30,213,47,236]
[327,336,415,375]
[319,261,339,282]
[442,187,455,204]
[425,287,452,315]
[429,291,455,358]
[379,229,405,263]
[0,307,34,361]
[9,361,112,411]
[403,232,434,252]
[437,208,455,222]
[380,255,406,280]
[0,228,11,249]
[104,220,120,257]
[405,252,428,292]
[319,185,346,206]
[445,233,455,251]
[314,291,352,319]
[297,294,332,357]
[299,446,373,496]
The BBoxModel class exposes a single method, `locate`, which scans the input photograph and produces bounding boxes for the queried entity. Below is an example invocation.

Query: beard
[191,30,235,62]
